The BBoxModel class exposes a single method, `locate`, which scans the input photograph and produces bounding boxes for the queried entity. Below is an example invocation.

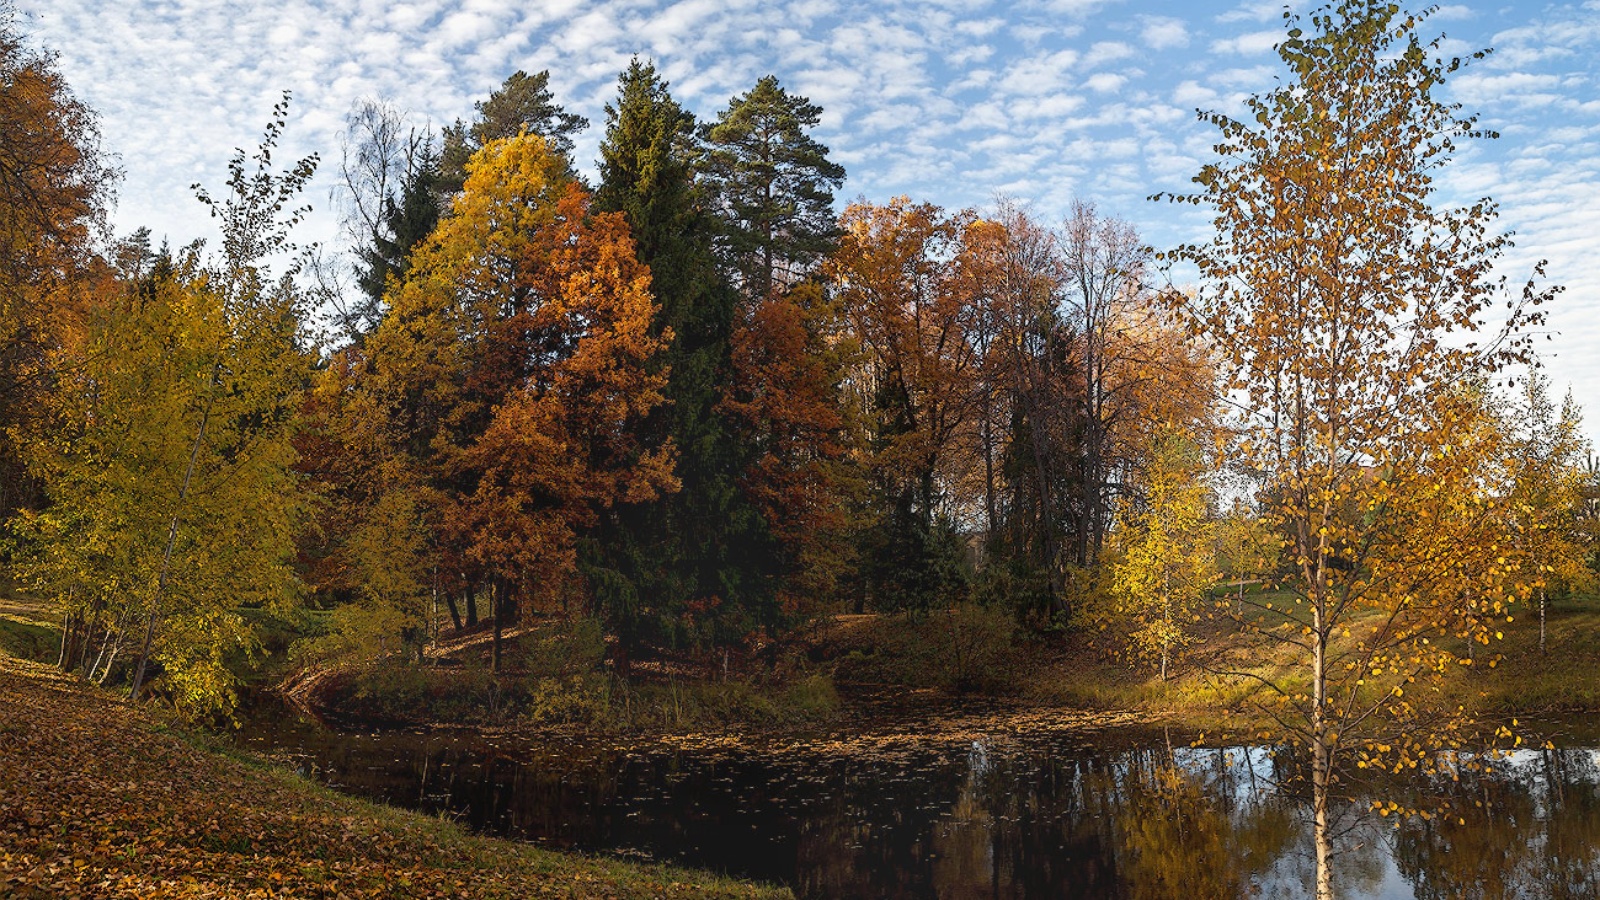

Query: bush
[518,617,606,679]
[830,604,1028,695]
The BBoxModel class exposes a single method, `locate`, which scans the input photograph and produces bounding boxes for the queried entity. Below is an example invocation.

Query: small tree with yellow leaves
[1110,430,1216,680]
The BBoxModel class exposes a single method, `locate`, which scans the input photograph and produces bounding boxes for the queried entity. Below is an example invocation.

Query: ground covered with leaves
[0,656,790,899]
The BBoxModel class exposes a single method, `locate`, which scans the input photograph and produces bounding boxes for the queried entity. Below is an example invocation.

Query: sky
[17,0,1600,447]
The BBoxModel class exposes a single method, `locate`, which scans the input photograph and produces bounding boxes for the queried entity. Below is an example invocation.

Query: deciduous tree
[1159,3,1555,895]
[365,134,674,671]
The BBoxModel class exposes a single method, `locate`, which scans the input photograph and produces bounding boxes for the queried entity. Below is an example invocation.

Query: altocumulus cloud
[16,0,1600,443]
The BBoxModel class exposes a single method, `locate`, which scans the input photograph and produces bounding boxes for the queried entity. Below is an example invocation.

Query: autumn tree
[1109,430,1216,680]
[363,133,673,671]
[1060,202,1212,567]
[831,198,982,611]
[1504,375,1592,653]
[17,98,316,717]
[0,7,116,521]
[958,205,1081,617]
[1159,3,1555,896]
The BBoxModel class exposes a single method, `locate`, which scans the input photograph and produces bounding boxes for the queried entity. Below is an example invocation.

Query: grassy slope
[0,654,790,899]
[1027,588,1600,728]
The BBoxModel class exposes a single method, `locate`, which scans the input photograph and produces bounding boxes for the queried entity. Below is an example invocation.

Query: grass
[1023,585,1600,732]
[0,652,792,899]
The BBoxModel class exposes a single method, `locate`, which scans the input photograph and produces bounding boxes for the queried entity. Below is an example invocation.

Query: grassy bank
[1020,589,1600,729]
[0,654,791,899]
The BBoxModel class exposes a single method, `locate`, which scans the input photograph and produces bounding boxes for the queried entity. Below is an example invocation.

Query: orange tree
[1158,2,1556,896]
[361,133,673,670]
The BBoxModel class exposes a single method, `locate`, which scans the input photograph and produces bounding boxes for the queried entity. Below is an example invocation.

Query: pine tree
[699,75,845,301]
[439,70,586,193]
[588,60,758,654]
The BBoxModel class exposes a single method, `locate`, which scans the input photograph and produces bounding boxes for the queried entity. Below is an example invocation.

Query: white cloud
[1210,29,1280,55]
[14,0,1600,445]
[1137,15,1189,50]
[1084,73,1126,93]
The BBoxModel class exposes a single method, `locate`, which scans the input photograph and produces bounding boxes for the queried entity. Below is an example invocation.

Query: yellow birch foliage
[1110,431,1216,679]
[16,252,309,718]
[1158,4,1559,860]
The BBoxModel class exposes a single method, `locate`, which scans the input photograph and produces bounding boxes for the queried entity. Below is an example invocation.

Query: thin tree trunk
[56,611,73,670]
[129,390,215,701]
[1313,593,1334,900]
[490,579,504,674]
[465,582,479,628]
[94,637,124,686]
[1540,588,1547,655]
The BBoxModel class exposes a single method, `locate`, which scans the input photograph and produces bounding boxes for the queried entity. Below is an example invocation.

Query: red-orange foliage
[362,135,674,635]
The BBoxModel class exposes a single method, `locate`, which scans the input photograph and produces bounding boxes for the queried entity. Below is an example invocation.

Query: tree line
[2,1,1597,741]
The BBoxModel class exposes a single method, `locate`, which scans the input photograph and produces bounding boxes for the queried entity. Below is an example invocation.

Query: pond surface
[236,701,1600,899]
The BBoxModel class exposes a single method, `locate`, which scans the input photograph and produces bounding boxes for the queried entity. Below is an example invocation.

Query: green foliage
[586,59,763,654]
[290,602,418,667]
[833,605,1027,694]
[518,616,607,678]
[439,70,586,191]
[699,75,846,300]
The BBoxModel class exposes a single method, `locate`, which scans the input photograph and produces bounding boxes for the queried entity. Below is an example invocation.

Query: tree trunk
[130,385,216,701]
[465,582,479,628]
[444,592,463,633]
[490,579,505,674]
[1313,594,1335,900]
[1539,589,1547,656]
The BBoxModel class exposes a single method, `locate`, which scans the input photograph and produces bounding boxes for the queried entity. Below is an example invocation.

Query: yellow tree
[1159,3,1555,896]
[1504,375,1592,653]
[1110,430,1216,681]
[19,249,309,718]
[362,133,674,670]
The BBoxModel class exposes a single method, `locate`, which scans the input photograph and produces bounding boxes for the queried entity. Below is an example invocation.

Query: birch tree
[1159,3,1555,895]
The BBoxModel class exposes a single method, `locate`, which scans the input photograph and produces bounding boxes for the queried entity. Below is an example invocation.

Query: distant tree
[1504,375,1592,653]
[335,99,441,341]
[1109,430,1215,680]
[959,205,1081,618]
[439,70,586,192]
[831,198,981,611]
[1159,3,1556,896]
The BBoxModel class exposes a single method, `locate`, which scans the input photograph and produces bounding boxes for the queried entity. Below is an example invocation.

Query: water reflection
[237,706,1600,899]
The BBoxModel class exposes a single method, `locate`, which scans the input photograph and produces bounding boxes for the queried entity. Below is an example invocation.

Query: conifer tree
[700,75,845,301]
[589,60,760,652]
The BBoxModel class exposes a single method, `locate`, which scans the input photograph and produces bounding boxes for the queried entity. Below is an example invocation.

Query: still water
[236,703,1600,899]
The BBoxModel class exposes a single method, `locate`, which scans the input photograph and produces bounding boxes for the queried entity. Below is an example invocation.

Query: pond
[235,701,1600,899]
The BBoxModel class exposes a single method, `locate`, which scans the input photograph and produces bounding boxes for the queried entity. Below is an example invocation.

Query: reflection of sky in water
[239,704,1600,899]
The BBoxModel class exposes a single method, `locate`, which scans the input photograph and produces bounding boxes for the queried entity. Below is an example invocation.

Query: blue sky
[20,0,1600,446]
